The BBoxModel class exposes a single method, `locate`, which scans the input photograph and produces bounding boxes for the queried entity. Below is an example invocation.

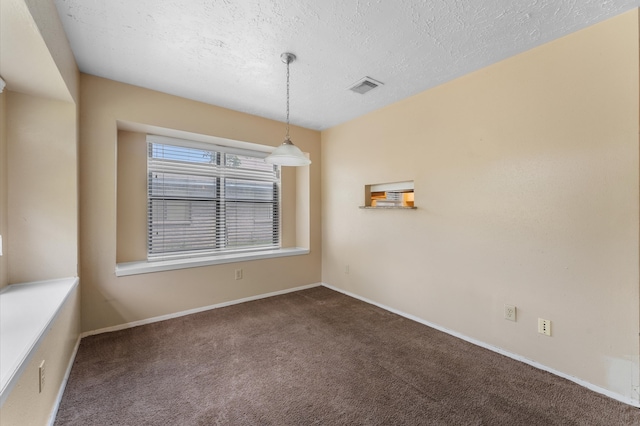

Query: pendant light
[265,52,311,166]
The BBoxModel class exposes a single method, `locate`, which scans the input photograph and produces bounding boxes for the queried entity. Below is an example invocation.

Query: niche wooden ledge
[359,206,417,209]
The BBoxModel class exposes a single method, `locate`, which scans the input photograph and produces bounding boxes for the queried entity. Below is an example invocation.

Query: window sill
[115,247,310,277]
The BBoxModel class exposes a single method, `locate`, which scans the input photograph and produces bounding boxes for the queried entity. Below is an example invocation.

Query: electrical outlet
[504,304,516,321]
[234,269,243,280]
[39,360,45,393]
[538,318,551,336]
[345,265,350,275]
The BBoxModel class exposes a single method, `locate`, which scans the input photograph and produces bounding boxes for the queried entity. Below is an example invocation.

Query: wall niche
[361,180,416,209]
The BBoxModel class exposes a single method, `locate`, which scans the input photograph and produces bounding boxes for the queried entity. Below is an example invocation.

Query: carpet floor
[54,286,640,425]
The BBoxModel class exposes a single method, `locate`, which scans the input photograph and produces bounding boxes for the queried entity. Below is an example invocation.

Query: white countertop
[0,277,78,406]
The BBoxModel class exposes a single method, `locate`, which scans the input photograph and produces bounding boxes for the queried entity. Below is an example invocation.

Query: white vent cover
[348,77,383,94]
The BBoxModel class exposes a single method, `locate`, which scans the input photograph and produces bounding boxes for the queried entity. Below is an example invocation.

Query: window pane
[147,137,280,259]
[149,199,218,254]
[225,154,274,172]
[224,202,277,248]
[151,144,217,164]
[224,179,275,201]
[149,172,217,199]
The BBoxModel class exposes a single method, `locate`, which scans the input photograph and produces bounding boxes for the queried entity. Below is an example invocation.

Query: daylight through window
[147,135,280,260]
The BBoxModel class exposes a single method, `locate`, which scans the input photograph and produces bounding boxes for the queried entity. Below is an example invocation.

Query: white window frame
[146,134,281,261]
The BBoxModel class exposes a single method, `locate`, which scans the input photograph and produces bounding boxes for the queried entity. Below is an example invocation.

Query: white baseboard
[81,282,322,338]
[47,335,81,426]
[321,282,640,409]
[64,281,639,411]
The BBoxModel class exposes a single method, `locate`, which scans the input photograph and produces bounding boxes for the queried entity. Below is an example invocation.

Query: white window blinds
[147,135,280,260]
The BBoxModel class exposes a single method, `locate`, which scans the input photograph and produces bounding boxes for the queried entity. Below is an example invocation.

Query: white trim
[47,336,81,426]
[148,134,272,158]
[117,121,276,155]
[115,247,309,277]
[0,277,79,407]
[82,282,322,338]
[321,282,640,408]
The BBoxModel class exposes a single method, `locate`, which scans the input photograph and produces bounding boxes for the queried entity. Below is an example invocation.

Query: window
[147,135,280,260]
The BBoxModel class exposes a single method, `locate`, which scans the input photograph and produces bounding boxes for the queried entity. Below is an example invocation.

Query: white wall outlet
[234,269,243,280]
[538,318,551,336]
[504,304,516,321]
[345,265,350,275]
[38,360,45,393]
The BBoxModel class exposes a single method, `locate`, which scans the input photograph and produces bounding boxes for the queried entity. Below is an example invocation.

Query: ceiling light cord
[285,56,290,141]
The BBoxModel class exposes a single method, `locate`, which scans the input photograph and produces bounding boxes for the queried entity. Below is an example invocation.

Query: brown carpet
[55,286,639,425]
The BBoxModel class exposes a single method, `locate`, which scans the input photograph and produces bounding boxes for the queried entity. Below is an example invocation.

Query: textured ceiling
[53,0,638,130]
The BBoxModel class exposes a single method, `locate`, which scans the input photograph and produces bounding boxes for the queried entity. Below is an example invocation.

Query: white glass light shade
[264,139,311,166]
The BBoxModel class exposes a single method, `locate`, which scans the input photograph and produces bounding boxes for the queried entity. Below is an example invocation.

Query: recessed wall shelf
[359,206,416,209]
[360,180,416,209]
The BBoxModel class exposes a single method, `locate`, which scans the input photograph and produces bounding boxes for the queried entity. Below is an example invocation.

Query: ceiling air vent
[348,77,383,94]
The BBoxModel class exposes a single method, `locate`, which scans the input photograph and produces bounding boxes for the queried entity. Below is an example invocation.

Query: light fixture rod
[281,53,296,141]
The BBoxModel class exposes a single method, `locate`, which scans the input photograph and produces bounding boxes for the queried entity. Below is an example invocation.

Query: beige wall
[80,74,321,332]
[0,91,7,290]
[0,285,81,426]
[115,130,146,263]
[1,0,79,285]
[0,0,77,103]
[0,1,81,423]
[321,9,640,404]
[21,0,79,103]
[6,91,78,283]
